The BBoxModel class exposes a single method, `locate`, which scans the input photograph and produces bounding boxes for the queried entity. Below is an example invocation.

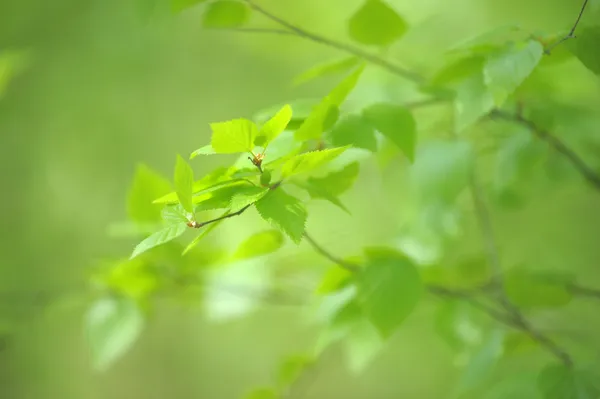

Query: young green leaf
[255,189,307,243]
[293,180,350,214]
[130,223,188,259]
[328,114,377,152]
[190,144,217,159]
[355,247,422,338]
[229,186,269,211]
[232,229,285,260]
[454,71,495,132]
[293,56,361,86]
[127,164,172,224]
[344,318,385,374]
[484,40,544,106]
[348,0,408,46]
[174,154,195,213]
[202,0,250,28]
[85,297,144,371]
[171,0,208,12]
[295,66,365,141]
[161,204,190,225]
[257,104,292,148]
[210,118,257,153]
[566,25,600,76]
[277,354,314,388]
[308,162,360,196]
[281,146,349,178]
[362,103,416,161]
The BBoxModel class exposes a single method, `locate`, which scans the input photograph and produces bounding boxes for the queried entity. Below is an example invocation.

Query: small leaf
[567,25,600,76]
[190,144,217,159]
[348,0,408,46]
[255,189,307,244]
[183,210,230,255]
[362,103,416,161]
[86,297,144,371]
[174,154,195,213]
[130,223,188,259]
[356,247,422,338]
[293,56,361,86]
[257,104,292,148]
[210,118,257,153]
[127,164,172,224]
[230,186,270,211]
[171,0,208,12]
[202,0,250,28]
[317,267,353,294]
[232,229,285,260]
[484,40,543,106]
[328,114,377,151]
[281,146,349,178]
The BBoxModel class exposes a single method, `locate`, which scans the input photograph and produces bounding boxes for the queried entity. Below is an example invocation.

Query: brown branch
[489,109,600,191]
[544,0,590,54]
[241,0,424,84]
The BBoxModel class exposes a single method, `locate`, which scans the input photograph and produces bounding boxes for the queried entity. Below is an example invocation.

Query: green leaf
[505,267,572,309]
[362,103,416,161]
[355,248,422,338]
[484,40,543,106]
[260,169,272,186]
[567,25,600,76]
[232,229,285,260]
[161,204,191,225]
[328,114,377,152]
[295,66,365,140]
[255,189,307,244]
[182,210,230,255]
[257,104,292,148]
[447,24,522,54]
[308,162,360,196]
[348,0,408,46]
[294,180,349,214]
[538,364,600,399]
[293,56,361,86]
[344,318,385,373]
[210,118,257,153]
[316,267,353,294]
[190,144,217,159]
[281,146,349,178]
[454,71,495,132]
[130,223,188,259]
[127,164,172,224]
[85,297,144,371]
[202,0,250,28]
[277,354,314,388]
[174,154,195,213]
[245,387,279,399]
[230,186,269,211]
[171,0,208,12]
[152,167,234,204]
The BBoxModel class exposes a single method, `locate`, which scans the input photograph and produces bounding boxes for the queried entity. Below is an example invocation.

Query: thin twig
[193,204,252,228]
[217,27,299,36]
[303,232,359,273]
[567,283,600,300]
[544,0,590,54]
[489,109,600,191]
[242,0,424,84]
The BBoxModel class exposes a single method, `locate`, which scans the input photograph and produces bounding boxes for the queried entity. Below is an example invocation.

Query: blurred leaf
[190,144,217,159]
[422,256,490,289]
[505,267,572,309]
[0,50,30,100]
[454,71,495,132]
[96,259,159,300]
[277,354,314,388]
[230,186,269,211]
[308,162,360,196]
[293,180,349,213]
[362,103,416,161]
[484,40,543,106]
[348,0,408,46]
[255,189,307,244]
[193,183,252,211]
[86,297,144,371]
[293,56,361,86]
[202,0,250,28]
[174,154,195,213]
[260,170,272,186]
[432,56,486,86]
[434,300,482,350]
[128,164,172,224]
[171,0,208,12]
[257,104,292,148]
[316,267,353,294]
[410,140,474,203]
[328,114,377,151]
[281,147,349,178]
[182,210,230,255]
[344,318,385,373]
[130,223,188,259]
[567,25,600,76]
[254,99,318,127]
[232,229,285,260]
[245,387,279,399]
[538,363,600,399]
[448,24,522,53]
[210,118,257,153]
[295,66,365,140]
[152,167,235,204]
[356,247,422,338]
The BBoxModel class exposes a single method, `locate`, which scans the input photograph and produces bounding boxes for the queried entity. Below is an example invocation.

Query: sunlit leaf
[328,114,377,151]
[567,25,600,76]
[229,185,269,211]
[86,297,144,371]
[362,103,416,161]
[281,146,349,178]
[174,154,195,213]
[293,56,361,86]
[128,164,172,224]
[255,189,307,243]
[130,223,188,259]
[190,144,217,159]
[348,0,408,46]
[202,0,250,28]
[232,229,285,260]
[316,267,353,294]
[210,118,257,153]
[257,104,292,148]
[356,247,422,338]
[308,162,360,196]
[161,204,190,225]
[293,180,349,213]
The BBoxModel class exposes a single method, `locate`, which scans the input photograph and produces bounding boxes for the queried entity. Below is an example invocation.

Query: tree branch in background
[544,0,590,54]
[489,109,600,191]
[240,0,424,84]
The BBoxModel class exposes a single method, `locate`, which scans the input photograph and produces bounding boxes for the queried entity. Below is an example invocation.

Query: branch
[544,0,590,54]
[303,232,359,273]
[489,109,600,191]
[241,0,424,84]
[567,283,600,300]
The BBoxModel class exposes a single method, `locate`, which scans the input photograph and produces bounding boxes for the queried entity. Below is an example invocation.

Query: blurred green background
[1,0,600,398]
